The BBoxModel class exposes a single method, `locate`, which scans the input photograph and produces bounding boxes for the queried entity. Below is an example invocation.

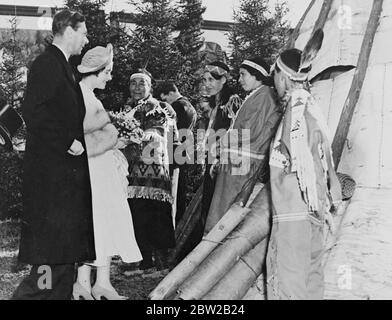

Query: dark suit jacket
[19,45,95,264]
[171,96,196,166]
[172,96,197,132]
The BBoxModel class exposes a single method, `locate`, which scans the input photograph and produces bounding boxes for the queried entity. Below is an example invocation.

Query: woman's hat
[0,102,24,152]
[77,43,113,74]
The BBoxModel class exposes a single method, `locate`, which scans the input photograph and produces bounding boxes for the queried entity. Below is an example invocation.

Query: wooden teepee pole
[175,186,270,300]
[287,0,317,48]
[332,0,384,166]
[169,181,204,263]
[149,203,251,300]
[311,0,334,35]
[202,238,268,300]
[287,0,332,49]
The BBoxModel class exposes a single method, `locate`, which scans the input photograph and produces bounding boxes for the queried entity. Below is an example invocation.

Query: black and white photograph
[0,0,391,303]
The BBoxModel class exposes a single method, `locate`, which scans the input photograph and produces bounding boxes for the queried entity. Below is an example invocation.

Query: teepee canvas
[293,0,392,299]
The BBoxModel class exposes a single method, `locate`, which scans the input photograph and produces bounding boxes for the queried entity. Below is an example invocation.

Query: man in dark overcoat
[12,9,95,300]
[157,82,197,263]
[157,81,197,225]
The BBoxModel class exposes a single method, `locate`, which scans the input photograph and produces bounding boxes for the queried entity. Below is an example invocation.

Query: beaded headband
[241,60,269,78]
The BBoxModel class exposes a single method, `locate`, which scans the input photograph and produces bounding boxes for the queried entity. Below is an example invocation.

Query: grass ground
[0,220,164,300]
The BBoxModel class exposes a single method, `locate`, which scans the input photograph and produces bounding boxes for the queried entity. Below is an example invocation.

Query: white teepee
[294,0,392,299]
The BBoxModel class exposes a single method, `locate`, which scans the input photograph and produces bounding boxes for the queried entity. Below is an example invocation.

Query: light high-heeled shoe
[72,282,94,300]
[91,285,128,300]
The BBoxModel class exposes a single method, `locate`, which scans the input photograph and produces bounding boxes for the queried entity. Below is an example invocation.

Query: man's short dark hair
[157,81,178,96]
[52,9,85,36]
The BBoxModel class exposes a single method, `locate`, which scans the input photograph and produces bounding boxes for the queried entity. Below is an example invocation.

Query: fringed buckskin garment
[173,94,242,262]
[266,88,342,300]
[122,96,179,259]
[200,94,242,224]
[204,86,282,233]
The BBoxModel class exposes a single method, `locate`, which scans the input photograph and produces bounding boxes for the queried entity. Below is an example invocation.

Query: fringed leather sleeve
[223,94,242,120]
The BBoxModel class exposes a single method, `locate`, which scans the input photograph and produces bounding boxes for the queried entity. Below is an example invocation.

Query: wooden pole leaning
[171,168,180,229]
[202,238,268,300]
[169,181,204,264]
[332,0,384,166]
[286,0,317,49]
[201,185,271,300]
[149,201,252,300]
[175,185,271,300]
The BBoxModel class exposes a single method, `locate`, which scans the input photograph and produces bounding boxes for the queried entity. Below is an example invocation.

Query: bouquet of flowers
[108,110,144,144]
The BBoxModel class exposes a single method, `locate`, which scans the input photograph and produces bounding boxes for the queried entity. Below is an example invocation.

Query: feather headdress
[273,29,324,81]
[298,29,324,73]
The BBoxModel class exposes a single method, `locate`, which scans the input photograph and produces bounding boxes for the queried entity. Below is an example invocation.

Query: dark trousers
[128,198,175,266]
[12,264,75,300]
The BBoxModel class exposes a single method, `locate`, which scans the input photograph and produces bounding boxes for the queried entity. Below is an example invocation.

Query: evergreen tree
[173,0,206,101]
[175,0,205,57]
[66,0,109,47]
[128,0,179,82]
[0,17,26,109]
[229,0,290,70]
[65,0,134,110]
[0,17,25,219]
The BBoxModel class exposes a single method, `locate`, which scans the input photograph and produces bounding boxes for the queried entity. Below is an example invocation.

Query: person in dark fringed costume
[204,57,282,234]
[193,62,242,247]
[121,70,179,272]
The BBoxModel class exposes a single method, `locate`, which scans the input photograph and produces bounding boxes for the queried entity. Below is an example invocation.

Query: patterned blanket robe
[122,95,179,204]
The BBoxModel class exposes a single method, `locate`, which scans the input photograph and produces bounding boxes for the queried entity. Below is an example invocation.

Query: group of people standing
[197,30,342,300]
[10,8,342,300]
[12,9,141,300]
[11,8,196,300]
